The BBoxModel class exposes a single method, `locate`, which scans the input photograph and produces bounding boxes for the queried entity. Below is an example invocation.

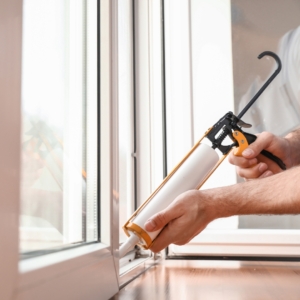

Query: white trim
[169,230,300,257]
[134,0,164,201]
[16,254,118,300]
[120,257,150,275]
[116,0,163,286]
[117,0,135,243]
[100,0,112,247]
[135,0,152,204]
[86,0,98,242]
[119,255,160,288]
[19,244,108,274]
[149,0,164,189]
[17,244,118,299]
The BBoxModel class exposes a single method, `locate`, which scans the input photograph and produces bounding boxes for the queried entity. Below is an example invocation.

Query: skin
[144,128,300,253]
[228,130,300,179]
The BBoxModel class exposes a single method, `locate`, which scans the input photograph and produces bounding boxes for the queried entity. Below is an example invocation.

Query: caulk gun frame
[205,51,286,170]
[238,51,282,119]
[121,51,285,250]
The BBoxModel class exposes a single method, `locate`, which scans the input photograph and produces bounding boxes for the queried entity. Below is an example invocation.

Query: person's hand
[144,190,216,253]
[228,131,291,180]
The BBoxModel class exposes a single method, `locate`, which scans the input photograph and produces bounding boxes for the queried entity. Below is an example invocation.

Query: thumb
[144,206,178,232]
[242,133,273,159]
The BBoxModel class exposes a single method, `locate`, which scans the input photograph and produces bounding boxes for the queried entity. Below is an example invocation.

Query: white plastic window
[118,0,164,276]
[164,0,300,257]
[0,0,120,299]
[20,0,98,255]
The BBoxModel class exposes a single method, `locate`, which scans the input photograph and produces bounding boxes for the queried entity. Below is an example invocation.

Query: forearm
[285,128,300,167]
[146,165,300,252]
[204,166,300,219]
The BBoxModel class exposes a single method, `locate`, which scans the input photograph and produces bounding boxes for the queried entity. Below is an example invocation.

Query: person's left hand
[144,190,216,253]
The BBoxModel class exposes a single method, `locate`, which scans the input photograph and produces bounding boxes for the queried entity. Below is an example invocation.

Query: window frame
[163,0,300,260]
[1,0,121,299]
[118,0,165,285]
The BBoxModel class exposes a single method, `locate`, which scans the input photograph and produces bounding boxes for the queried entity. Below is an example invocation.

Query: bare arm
[145,165,300,252]
[211,165,300,217]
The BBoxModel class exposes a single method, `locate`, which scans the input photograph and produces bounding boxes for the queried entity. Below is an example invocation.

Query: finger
[236,162,268,179]
[228,152,258,168]
[149,224,175,253]
[255,153,283,174]
[144,204,182,232]
[242,132,275,159]
[150,217,206,252]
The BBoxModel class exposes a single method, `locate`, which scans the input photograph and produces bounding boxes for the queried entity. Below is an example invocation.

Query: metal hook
[237,51,282,119]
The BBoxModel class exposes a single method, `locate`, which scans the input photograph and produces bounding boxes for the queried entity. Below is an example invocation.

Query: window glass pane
[190,0,237,230]
[166,0,300,234]
[20,0,98,254]
[164,0,238,232]
[118,1,162,269]
[231,0,300,229]
[159,0,300,258]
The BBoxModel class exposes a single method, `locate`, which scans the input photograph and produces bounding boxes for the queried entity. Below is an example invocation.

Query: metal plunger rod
[237,51,282,119]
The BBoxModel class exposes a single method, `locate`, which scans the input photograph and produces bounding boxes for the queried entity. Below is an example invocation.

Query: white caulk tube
[120,143,219,258]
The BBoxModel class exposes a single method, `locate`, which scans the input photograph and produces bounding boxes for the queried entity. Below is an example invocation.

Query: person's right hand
[228,131,292,180]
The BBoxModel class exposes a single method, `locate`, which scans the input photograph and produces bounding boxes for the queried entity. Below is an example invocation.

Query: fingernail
[258,163,268,173]
[145,219,156,231]
[242,148,254,157]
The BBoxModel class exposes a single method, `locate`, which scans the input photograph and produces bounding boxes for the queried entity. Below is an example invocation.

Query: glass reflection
[231,0,300,229]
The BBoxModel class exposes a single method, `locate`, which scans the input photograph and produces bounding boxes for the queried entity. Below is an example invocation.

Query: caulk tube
[120,143,219,257]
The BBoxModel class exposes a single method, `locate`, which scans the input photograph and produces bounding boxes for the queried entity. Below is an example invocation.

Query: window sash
[118,0,163,280]
[169,230,300,258]
[163,0,300,259]
[1,0,120,299]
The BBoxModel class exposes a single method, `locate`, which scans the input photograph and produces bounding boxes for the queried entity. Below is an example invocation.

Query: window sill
[19,242,110,290]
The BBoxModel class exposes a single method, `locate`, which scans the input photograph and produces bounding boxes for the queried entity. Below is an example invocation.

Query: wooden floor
[112,259,300,300]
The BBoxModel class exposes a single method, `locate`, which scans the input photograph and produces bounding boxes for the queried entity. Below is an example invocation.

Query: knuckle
[229,156,243,167]
[260,131,274,142]
[175,238,190,246]
[237,169,250,179]
[155,212,167,226]
[229,153,254,168]
[228,154,234,164]
[236,167,245,177]
[238,159,249,168]
[238,167,260,180]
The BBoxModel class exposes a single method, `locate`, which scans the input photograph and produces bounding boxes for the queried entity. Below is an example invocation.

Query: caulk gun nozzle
[119,234,139,258]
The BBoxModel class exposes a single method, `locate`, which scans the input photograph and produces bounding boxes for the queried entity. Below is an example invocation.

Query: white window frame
[118,0,165,285]
[1,1,122,299]
[164,0,300,259]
